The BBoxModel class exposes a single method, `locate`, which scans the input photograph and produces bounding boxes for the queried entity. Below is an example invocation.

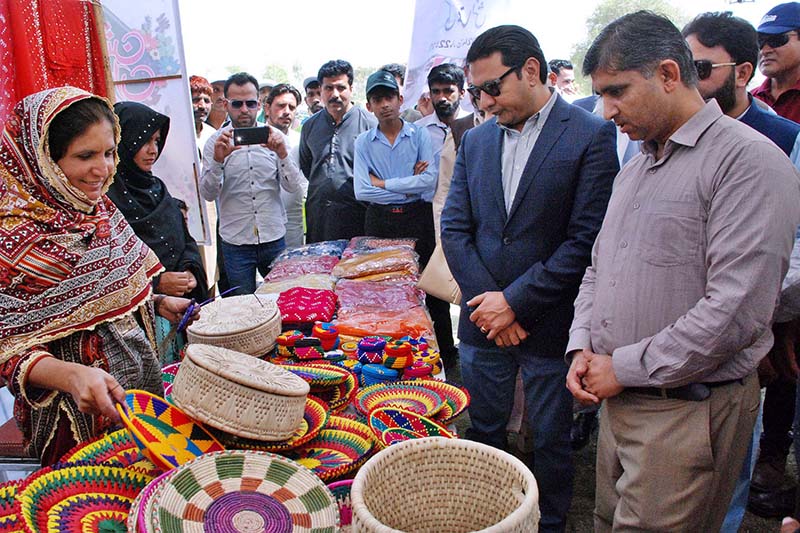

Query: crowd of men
[181,3,800,530]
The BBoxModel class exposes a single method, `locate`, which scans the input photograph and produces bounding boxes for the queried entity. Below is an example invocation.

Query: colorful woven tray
[289,429,373,482]
[60,428,142,468]
[327,479,353,528]
[149,450,340,533]
[380,427,425,447]
[355,382,445,418]
[312,371,358,414]
[0,480,20,533]
[17,465,152,533]
[368,407,455,447]
[398,379,471,425]
[117,390,225,471]
[325,415,375,449]
[212,396,328,452]
[132,469,176,533]
[280,362,350,387]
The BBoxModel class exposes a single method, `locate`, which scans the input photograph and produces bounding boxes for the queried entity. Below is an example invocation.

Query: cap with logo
[366,70,399,97]
[758,2,800,34]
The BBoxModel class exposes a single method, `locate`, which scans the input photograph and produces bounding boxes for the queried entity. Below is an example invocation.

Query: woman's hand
[28,359,125,423]
[156,295,200,325]
[156,271,196,296]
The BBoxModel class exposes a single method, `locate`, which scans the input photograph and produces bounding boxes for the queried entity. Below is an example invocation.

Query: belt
[627,378,743,402]
[370,200,428,215]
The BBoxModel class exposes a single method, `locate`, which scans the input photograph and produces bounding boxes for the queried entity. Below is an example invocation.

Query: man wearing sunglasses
[440,25,618,533]
[752,2,800,123]
[200,72,305,295]
[683,11,800,527]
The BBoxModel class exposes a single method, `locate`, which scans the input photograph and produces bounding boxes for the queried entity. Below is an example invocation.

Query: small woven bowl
[352,438,540,532]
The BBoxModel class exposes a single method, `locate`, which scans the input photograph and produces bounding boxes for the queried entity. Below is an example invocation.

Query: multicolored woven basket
[355,383,445,418]
[368,407,455,448]
[398,379,471,425]
[289,428,374,482]
[59,428,142,468]
[17,465,153,533]
[0,480,21,533]
[148,450,340,533]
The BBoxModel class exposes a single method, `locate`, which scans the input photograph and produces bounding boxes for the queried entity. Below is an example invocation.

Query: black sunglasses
[693,59,737,80]
[467,65,519,100]
[228,99,259,109]
[758,31,798,49]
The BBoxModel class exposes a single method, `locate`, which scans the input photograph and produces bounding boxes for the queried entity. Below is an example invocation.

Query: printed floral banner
[102,0,209,244]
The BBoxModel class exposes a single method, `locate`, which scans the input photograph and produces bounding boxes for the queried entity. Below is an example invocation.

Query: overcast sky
[177,0,771,83]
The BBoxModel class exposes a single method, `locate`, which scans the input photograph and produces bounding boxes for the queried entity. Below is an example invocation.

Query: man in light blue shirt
[354,68,439,281]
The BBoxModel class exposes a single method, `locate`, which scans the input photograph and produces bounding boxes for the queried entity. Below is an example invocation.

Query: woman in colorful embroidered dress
[0,87,197,466]
[108,101,208,302]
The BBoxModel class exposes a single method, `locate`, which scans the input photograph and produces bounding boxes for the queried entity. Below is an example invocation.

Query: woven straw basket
[187,294,281,356]
[171,344,310,441]
[351,437,539,532]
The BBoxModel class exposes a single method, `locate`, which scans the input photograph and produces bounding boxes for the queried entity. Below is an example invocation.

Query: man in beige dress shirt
[566,11,800,531]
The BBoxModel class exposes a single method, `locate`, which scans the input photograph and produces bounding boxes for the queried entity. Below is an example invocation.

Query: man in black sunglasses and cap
[753,2,800,123]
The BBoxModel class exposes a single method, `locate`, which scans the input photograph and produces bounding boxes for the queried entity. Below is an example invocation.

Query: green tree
[262,64,290,84]
[570,0,688,94]
[224,65,245,75]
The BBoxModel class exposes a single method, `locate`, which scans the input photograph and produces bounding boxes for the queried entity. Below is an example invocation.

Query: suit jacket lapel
[506,97,570,224]
[486,122,507,224]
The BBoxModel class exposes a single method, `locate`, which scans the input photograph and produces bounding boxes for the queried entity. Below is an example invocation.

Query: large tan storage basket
[352,437,539,532]
[186,294,281,356]
[171,344,309,441]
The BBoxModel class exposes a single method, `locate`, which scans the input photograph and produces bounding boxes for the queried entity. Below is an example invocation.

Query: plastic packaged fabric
[335,279,424,314]
[274,240,349,263]
[256,273,336,294]
[332,248,419,280]
[267,255,340,281]
[334,306,434,340]
[342,236,417,259]
[277,287,338,324]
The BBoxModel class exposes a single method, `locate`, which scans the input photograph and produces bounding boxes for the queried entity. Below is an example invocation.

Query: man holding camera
[200,72,304,295]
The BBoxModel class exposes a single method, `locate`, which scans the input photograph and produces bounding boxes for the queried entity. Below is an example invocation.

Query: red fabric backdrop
[0,0,108,128]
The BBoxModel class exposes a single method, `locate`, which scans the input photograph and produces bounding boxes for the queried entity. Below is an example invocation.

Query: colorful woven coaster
[326,480,353,527]
[398,379,471,425]
[279,362,350,387]
[212,396,328,452]
[312,371,358,414]
[60,429,142,468]
[117,390,225,471]
[289,429,373,482]
[355,383,445,418]
[368,407,455,447]
[149,450,339,533]
[17,465,152,533]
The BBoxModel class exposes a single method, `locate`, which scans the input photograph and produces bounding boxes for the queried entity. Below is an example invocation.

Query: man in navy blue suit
[440,25,619,532]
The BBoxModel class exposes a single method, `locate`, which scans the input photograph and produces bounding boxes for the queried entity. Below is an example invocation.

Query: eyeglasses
[467,66,519,100]
[228,99,259,109]
[693,60,737,80]
[758,31,798,49]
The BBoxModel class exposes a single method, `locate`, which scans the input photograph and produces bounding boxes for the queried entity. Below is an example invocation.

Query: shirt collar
[369,119,415,142]
[642,99,723,156]
[751,76,800,103]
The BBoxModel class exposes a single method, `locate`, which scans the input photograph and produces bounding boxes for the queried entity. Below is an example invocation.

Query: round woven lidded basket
[352,437,539,533]
[171,344,310,441]
[187,294,281,355]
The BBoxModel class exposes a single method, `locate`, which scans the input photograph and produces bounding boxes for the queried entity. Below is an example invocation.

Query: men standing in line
[264,83,307,249]
[683,11,800,527]
[354,70,438,275]
[299,60,376,243]
[547,59,578,99]
[567,11,800,531]
[753,2,800,123]
[200,72,305,294]
[441,25,619,532]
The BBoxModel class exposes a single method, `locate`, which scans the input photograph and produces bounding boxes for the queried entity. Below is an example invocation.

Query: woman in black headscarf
[109,101,208,302]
